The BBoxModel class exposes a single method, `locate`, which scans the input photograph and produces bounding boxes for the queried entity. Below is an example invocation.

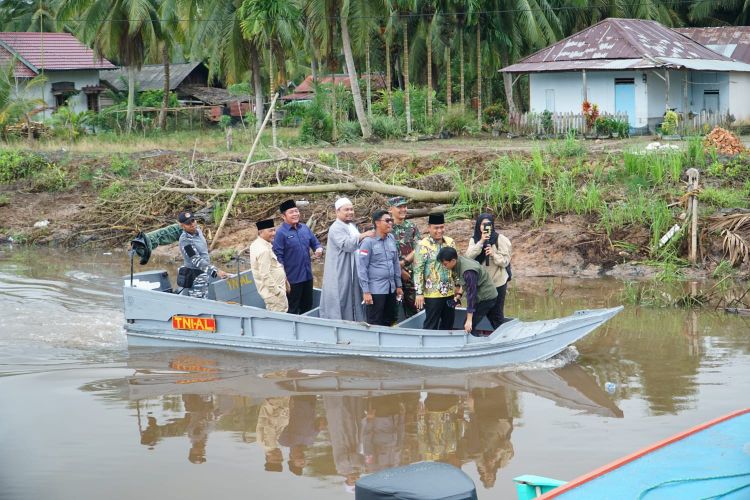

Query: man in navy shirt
[273,199,323,314]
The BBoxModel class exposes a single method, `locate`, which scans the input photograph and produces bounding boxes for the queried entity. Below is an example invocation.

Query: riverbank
[2,132,749,282]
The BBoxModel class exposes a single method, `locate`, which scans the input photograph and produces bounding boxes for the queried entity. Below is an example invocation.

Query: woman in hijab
[465,214,512,327]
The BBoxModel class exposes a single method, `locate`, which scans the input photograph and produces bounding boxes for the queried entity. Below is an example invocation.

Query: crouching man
[178,210,229,298]
[250,219,289,312]
[436,247,498,336]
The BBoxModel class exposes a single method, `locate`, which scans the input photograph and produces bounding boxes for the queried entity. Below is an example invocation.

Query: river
[1,247,748,500]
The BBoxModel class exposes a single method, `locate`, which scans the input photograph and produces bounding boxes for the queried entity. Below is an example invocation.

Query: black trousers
[287,279,313,315]
[423,297,456,330]
[471,298,498,335]
[366,293,398,326]
[487,284,508,329]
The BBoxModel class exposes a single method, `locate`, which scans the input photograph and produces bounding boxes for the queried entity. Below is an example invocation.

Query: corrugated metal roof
[501,18,734,73]
[660,57,750,72]
[676,27,750,64]
[0,32,115,72]
[100,62,203,91]
[294,73,386,93]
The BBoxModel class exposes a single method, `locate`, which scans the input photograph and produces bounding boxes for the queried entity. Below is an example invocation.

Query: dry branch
[161,181,458,203]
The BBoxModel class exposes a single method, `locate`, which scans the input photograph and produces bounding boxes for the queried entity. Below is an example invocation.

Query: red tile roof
[0,44,35,77]
[0,32,116,75]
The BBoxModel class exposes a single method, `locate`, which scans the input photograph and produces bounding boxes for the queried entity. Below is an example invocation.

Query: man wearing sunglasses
[357,209,403,326]
[177,210,229,298]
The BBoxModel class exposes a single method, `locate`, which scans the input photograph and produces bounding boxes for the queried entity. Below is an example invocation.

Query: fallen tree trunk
[161,181,459,203]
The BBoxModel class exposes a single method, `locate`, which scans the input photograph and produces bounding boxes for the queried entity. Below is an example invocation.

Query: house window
[55,94,69,109]
[545,89,555,112]
[87,93,99,112]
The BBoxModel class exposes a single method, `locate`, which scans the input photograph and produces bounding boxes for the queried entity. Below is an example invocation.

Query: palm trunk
[269,44,277,147]
[426,22,432,118]
[251,47,264,130]
[403,24,411,134]
[159,44,169,130]
[126,65,136,133]
[386,36,393,117]
[476,24,481,125]
[331,67,337,142]
[459,33,464,110]
[446,47,452,112]
[340,7,372,139]
[312,58,318,83]
[500,50,516,115]
[365,36,372,119]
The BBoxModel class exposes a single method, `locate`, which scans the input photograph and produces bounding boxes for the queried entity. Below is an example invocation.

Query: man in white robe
[319,198,373,321]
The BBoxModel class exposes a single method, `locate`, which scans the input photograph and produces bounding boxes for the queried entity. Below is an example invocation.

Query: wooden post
[211,93,279,250]
[665,70,670,111]
[687,168,700,265]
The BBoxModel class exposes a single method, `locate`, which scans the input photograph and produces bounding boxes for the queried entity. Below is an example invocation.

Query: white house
[0,32,116,117]
[501,19,750,131]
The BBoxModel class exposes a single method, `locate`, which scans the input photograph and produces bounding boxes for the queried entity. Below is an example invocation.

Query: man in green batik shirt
[388,196,421,318]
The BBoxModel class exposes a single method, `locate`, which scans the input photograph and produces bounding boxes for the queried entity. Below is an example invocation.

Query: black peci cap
[256,219,275,230]
[428,212,445,225]
[279,199,297,213]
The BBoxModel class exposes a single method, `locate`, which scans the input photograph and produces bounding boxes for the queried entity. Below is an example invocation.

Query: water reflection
[88,348,622,489]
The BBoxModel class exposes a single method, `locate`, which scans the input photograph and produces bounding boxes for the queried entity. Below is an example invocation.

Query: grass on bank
[3,133,750,271]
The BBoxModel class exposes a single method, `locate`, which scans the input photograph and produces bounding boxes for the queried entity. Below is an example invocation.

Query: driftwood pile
[704,127,745,155]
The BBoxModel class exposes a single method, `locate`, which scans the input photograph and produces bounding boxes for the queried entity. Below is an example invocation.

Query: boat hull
[123,270,623,369]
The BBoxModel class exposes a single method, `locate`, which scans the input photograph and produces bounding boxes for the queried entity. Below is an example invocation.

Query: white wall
[529,71,649,128]
[728,72,750,122]
[14,69,102,117]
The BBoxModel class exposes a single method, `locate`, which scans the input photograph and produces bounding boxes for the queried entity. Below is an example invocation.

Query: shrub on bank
[0,150,47,183]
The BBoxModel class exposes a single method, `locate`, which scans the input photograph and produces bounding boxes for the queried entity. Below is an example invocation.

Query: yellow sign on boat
[172,315,216,332]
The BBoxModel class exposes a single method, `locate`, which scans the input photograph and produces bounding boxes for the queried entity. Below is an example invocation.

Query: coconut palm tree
[0,0,59,32]
[392,0,416,133]
[58,0,162,133]
[690,0,750,25]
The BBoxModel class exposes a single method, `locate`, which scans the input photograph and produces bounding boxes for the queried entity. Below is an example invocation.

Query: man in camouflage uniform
[388,196,421,318]
[178,210,229,298]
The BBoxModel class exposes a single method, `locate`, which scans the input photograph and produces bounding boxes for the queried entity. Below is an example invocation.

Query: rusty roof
[675,27,750,64]
[294,73,386,93]
[501,18,733,73]
[0,32,115,75]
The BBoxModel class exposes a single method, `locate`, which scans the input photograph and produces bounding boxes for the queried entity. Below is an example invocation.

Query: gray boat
[123,269,623,369]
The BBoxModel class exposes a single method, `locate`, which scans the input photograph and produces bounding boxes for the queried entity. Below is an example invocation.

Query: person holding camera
[465,214,512,327]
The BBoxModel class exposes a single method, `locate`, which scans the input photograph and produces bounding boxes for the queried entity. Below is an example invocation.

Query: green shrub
[371,115,405,139]
[138,89,178,108]
[547,132,585,158]
[299,104,333,143]
[218,115,232,130]
[336,120,362,142]
[443,110,476,136]
[698,187,749,208]
[99,181,126,200]
[31,164,72,192]
[0,150,47,183]
[110,154,137,177]
[483,103,506,127]
[661,110,679,136]
[0,193,9,206]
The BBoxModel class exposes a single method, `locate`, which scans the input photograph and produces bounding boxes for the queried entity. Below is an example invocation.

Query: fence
[683,110,731,135]
[507,111,629,137]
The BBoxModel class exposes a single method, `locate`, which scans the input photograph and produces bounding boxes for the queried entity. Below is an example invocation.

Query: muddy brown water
[1,247,748,500]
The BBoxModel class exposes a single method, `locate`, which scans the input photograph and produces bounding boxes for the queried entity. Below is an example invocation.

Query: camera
[482,222,492,237]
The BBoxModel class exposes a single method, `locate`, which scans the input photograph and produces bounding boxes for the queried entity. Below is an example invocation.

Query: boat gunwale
[537,407,750,499]
[124,286,622,342]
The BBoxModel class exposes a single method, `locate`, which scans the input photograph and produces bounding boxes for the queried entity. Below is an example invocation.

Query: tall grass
[685,136,706,168]
[598,188,674,251]
[622,150,683,186]
[551,171,577,214]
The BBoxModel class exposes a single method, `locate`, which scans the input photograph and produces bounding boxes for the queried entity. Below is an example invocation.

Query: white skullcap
[334,197,353,210]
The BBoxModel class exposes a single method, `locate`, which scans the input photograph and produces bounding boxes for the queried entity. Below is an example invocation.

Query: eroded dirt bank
[0,147,746,280]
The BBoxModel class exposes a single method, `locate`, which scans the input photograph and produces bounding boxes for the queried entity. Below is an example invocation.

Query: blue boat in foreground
[515,408,750,499]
